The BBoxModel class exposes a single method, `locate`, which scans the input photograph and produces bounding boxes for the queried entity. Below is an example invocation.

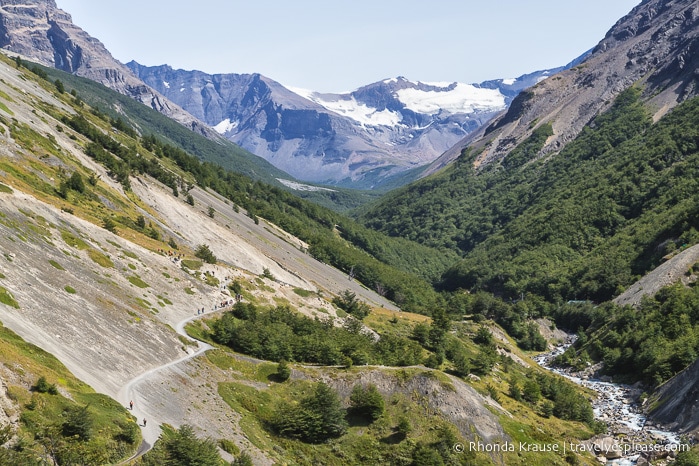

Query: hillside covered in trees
[358,87,699,306]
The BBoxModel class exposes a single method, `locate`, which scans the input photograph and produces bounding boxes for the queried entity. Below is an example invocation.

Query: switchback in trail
[115,291,230,463]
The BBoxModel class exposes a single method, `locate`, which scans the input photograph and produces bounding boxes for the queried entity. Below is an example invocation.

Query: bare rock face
[0,0,215,137]
[128,62,562,187]
[426,0,699,174]
[647,357,699,435]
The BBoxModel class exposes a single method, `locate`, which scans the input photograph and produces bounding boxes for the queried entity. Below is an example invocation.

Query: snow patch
[213,118,237,134]
[396,83,505,115]
[163,81,170,89]
[501,78,516,86]
[276,179,336,192]
[289,87,402,127]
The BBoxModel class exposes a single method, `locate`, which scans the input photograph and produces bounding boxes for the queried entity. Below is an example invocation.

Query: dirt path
[115,283,230,462]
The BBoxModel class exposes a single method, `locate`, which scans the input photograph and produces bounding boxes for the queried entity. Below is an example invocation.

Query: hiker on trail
[129,400,133,410]
[143,418,147,427]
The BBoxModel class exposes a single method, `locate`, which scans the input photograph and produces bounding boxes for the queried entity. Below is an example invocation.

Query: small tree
[195,244,217,264]
[103,217,117,234]
[474,325,494,346]
[275,359,291,382]
[186,194,194,206]
[67,172,85,193]
[522,378,542,403]
[333,290,370,320]
[349,384,385,421]
[62,404,93,441]
[396,416,412,437]
[162,424,221,465]
[232,452,254,466]
[208,206,215,218]
[261,268,275,280]
[33,376,58,395]
[452,352,471,377]
[136,215,146,230]
[272,382,347,443]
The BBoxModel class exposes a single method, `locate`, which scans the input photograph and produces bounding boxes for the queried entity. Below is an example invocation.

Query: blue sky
[54,0,641,93]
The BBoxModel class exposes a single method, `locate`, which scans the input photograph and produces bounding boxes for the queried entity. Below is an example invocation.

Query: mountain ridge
[423,0,699,175]
[0,0,222,139]
[128,61,564,188]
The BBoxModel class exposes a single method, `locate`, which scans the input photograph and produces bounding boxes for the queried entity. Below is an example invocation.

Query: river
[535,337,683,465]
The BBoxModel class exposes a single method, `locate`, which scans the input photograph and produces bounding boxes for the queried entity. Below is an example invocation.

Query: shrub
[217,438,239,456]
[32,376,58,395]
[275,360,291,382]
[0,286,19,309]
[271,382,347,443]
[194,244,216,264]
[103,217,117,234]
[349,384,385,421]
[332,290,370,320]
[62,404,93,441]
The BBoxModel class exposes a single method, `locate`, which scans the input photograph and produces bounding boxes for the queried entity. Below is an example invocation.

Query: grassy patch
[204,274,219,287]
[64,285,76,294]
[48,259,65,270]
[0,286,19,308]
[88,248,114,268]
[61,230,89,250]
[207,349,276,383]
[0,183,12,193]
[135,297,152,309]
[0,321,140,462]
[185,287,195,295]
[292,288,313,298]
[177,334,198,349]
[0,101,13,115]
[181,259,202,270]
[128,275,149,288]
[123,250,138,259]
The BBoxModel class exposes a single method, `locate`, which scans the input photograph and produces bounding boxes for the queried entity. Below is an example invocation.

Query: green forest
[359,88,699,306]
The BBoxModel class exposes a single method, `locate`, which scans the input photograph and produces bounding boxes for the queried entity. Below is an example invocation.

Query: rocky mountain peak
[426,0,699,174]
[0,0,217,137]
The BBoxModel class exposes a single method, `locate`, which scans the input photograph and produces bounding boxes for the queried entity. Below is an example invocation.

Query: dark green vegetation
[360,87,699,304]
[195,301,602,465]
[271,382,348,443]
[555,282,699,387]
[0,323,139,464]
[138,424,224,466]
[356,86,699,389]
[207,301,598,429]
[211,302,424,366]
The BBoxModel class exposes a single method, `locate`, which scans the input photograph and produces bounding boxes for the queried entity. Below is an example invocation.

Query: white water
[535,338,682,465]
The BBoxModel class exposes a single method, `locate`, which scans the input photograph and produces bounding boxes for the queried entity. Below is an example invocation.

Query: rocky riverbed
[535,337,687,465]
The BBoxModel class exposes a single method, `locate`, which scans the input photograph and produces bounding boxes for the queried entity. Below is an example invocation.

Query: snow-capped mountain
[128,63,563,188]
